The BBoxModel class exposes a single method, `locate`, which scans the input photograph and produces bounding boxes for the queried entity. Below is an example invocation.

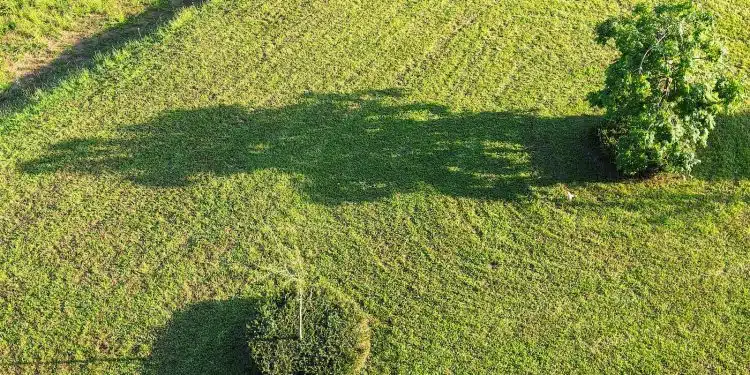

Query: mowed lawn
[1,0,749,373]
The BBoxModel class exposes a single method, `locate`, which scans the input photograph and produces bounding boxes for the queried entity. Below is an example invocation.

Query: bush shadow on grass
[144,298,258,375]
[0,0,205,109]
[146,295,334,375]
[21,89,622,204]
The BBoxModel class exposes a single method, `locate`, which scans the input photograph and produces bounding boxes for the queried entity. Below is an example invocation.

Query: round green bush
[247,283,371,375]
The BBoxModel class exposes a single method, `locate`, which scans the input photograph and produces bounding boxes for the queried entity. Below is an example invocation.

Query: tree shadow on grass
[0,0,205,108]
[145,298,258,375]
[695,112,750,181]
[21,89,619,204]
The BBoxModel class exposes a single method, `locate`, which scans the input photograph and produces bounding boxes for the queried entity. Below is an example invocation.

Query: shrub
[247,282,371,375]
[589,1,742,175]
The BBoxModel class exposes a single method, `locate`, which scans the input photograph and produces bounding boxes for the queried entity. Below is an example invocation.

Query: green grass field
[0,0,173,90]
[1,0,749,373]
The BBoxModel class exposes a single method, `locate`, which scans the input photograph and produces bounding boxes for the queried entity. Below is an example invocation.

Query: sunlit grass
[0,0,748,373]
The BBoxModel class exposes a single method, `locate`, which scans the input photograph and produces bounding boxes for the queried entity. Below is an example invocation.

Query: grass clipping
[247,283,371,375]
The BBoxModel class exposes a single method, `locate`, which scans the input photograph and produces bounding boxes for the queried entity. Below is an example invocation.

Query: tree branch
[639,31,669,75]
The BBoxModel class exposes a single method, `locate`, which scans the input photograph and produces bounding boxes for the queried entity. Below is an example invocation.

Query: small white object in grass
[565,191,575,201]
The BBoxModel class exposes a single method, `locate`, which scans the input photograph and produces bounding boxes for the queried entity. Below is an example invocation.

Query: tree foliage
[589,1,742,175]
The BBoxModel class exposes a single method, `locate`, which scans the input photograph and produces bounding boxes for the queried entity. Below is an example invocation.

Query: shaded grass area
[2,297,258,375]
[697,113,750,181]
[20,89,617,204]
[145,298,256,375]
[0,0,749,373]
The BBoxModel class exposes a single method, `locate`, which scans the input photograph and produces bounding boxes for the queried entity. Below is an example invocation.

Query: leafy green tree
[589,2,742,175]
